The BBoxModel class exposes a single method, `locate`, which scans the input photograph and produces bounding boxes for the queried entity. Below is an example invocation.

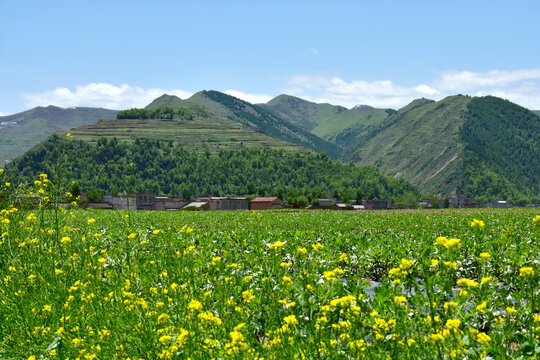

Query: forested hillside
[458,96,540,201]
[5,135,418,203]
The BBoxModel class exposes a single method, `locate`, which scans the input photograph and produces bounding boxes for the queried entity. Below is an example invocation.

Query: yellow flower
[188,299,203,311]
[399,259,414,270]
[444,302,458,310]
[297,247,307,254]
[312,243,324,251]
[481,276,492,285]
[476,301,488,313]
[394,296,407,304]
[479,252,490,259]
[533,215,540,223]
[282,276,293,286]
[211,256,221,266]
[476,332,491,344]
[283,315,298,325]
[280,262,290,269]
[457,278,479,288]
[505,306,516,315]
[60,236,71,244]
[445,318,461,330]
[470,219,485,228]
[128,233,136,239]
[519,267,534,277]
[268,241,284,250]
[55,269,63,275]
[43,304,52,312]
[152,229,160,235]
[87,218,96,224]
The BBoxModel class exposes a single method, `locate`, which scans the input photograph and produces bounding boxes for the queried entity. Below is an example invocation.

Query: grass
[313,108,390,139]
[1,174,539,359]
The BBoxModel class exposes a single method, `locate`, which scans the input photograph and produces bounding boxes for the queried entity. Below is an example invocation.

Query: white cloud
[283,75,435,108]
[224,90,273,104]
[282,69,540,109]
[415,84,439,96]
[434,69,540,92]
[22,83,193,109]
[310,48,319,55]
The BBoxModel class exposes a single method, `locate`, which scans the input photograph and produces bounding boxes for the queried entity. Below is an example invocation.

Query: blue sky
[1,0,540,115]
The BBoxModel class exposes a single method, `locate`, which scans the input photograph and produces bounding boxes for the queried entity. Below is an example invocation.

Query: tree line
[116,107,194,120]
[5,135,419,204]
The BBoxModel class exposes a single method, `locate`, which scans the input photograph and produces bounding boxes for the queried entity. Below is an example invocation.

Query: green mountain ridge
[0,106,118,167]
[143,90,339,157]
[334,95,539,200]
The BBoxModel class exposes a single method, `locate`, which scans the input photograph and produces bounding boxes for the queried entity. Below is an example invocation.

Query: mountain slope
[260,94,346,131]
[60,100,303,154]
[0,106,117,167]
[142,91,339,157]
[314,107,394,140]
[459,96,540,200]
[343,96,471,195]
[340,95,539,200]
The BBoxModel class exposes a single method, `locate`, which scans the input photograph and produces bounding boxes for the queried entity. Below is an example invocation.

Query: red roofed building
[250,197,283,210]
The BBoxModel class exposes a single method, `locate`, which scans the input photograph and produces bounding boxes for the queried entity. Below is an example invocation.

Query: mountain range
[0,106,117,166]
[2,91,539,200]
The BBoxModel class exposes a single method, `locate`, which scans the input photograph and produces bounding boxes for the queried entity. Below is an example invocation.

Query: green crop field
[1,175,539,359]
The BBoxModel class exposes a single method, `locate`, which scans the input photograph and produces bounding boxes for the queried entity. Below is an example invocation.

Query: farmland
[0,180,539,358]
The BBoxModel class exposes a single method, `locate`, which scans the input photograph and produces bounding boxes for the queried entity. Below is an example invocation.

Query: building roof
[251,197,280,203]
[209,197,227,200]
[184,202,208,208]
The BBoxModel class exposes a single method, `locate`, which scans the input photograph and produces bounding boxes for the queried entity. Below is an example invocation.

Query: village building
[183,201,210,210]
[363,200,388,210]
[250,197,283,210]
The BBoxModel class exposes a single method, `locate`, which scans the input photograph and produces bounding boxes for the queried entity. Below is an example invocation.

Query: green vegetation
[1,176,539,358]
[314,107,393,140]
[0,106,118,167]
[341,96,470,196]
[116,107,194,120]
[261,94,347,131]
[261,94,393,140]
[4,135,418,202]
[459,96,540,202]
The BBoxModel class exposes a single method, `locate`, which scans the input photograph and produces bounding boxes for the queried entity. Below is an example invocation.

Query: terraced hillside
[58,106,302,154]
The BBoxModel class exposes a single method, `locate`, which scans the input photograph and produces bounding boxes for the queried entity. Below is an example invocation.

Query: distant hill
[261,94,392,140]
[533,110,540,117]
[337,95,539,200]
[0,106,117,167]
[259,94,346,131]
